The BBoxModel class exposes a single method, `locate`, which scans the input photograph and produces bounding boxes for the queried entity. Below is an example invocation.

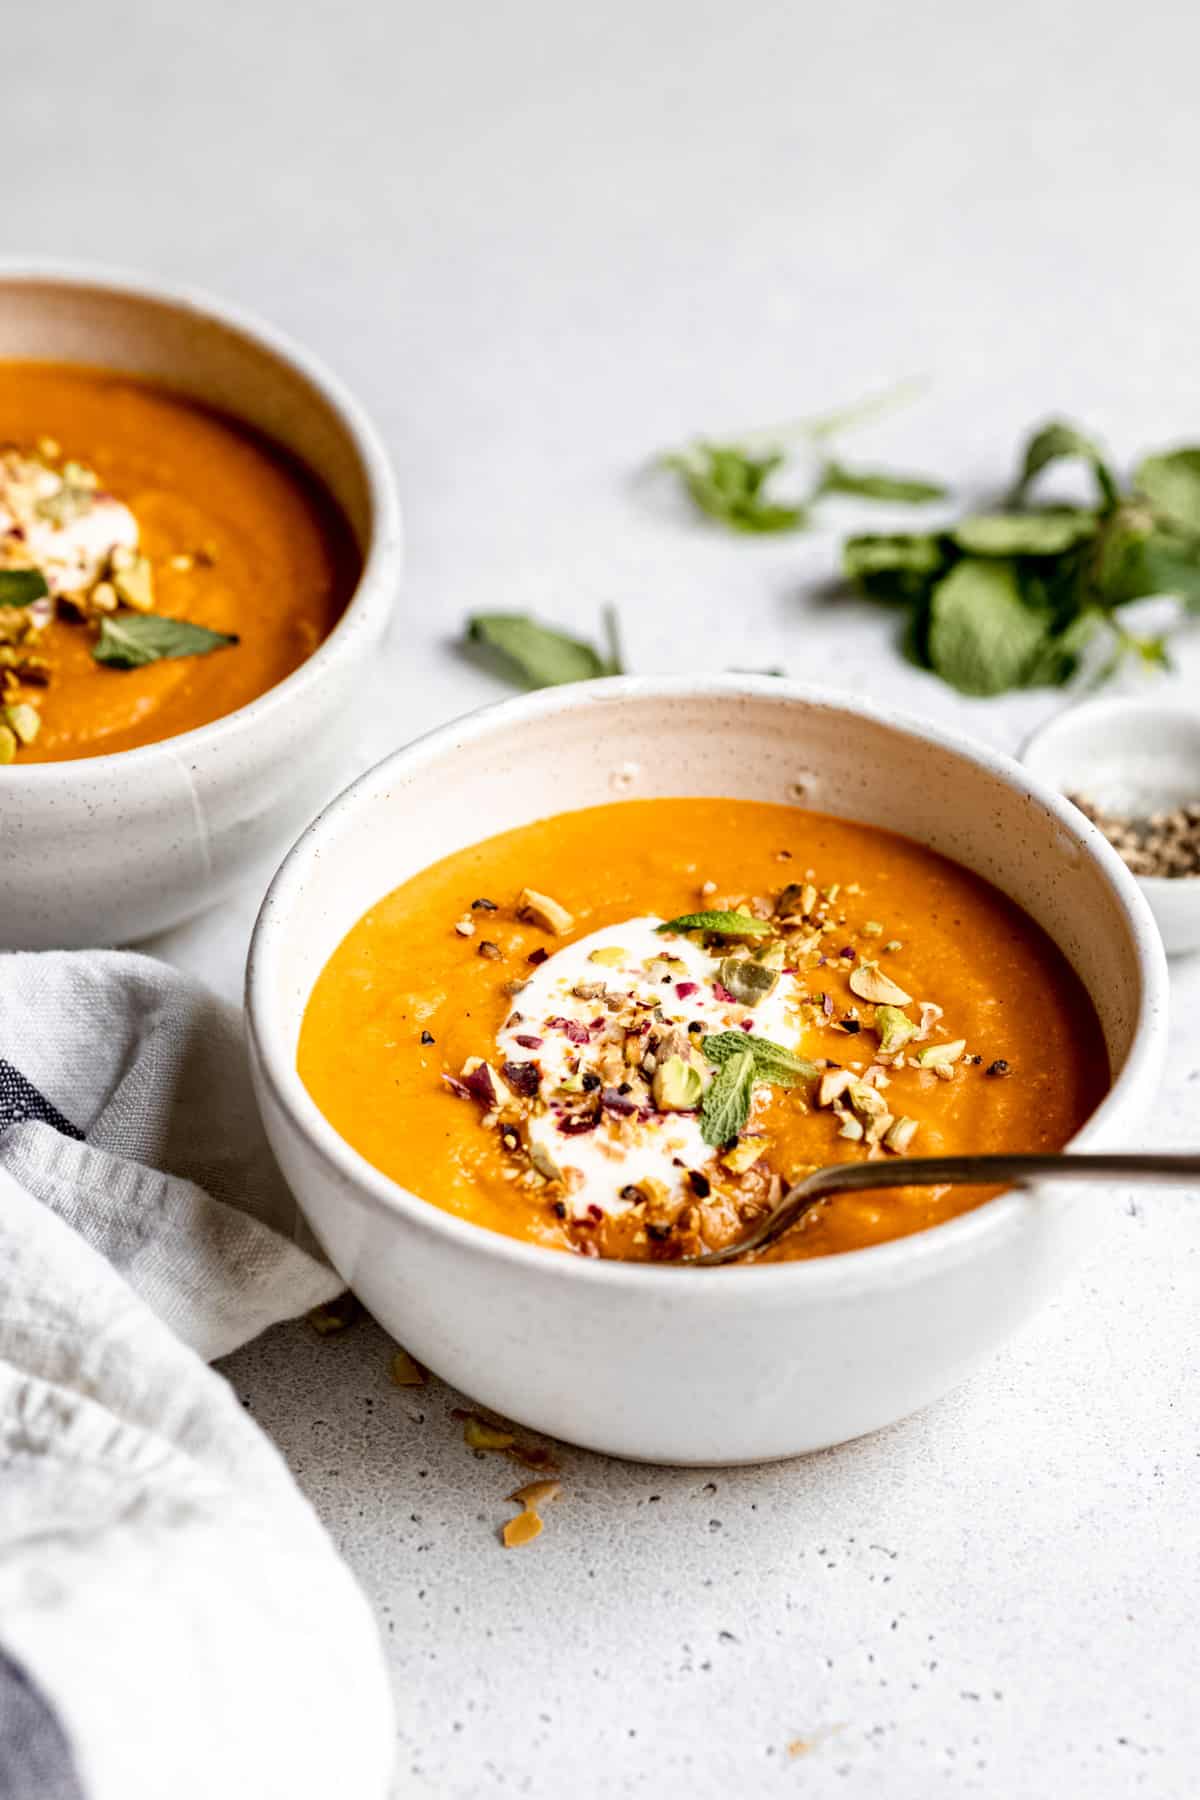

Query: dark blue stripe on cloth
[0,1060,83,1140]
[0,1647,85,1800]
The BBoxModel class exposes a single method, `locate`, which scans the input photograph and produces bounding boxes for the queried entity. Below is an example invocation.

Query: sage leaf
[927,559,1050,696]
[1133,448,1200,537]
[699,1049,756,1147]
[0,569,50,609]
[952,511,1097,557]
[93,614,238,669]
[656,910,773,938]
[663,445,806,534]
[466,610,622,688]
[817,462,946,504]
[1011,421,1119,511]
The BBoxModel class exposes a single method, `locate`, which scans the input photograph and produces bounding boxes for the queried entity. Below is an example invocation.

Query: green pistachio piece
[4,703,40,746]
[652,1055,704,1112]
[849,961,912,1006]
[916,1038,966,1068]
[874,1004,916,1054]
[847,1079,890,1123]
[718,956,780,1006]
[757,939,787,972]
[112,553,155,614]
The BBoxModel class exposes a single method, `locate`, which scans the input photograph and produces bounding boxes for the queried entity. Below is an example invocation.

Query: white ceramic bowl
[0,262,401,950]
[1023,696,1200,956]
[246,679,1168,1465]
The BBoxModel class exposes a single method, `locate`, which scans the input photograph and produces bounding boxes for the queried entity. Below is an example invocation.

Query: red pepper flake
[712,981,735,1004]
[527,947,549,965]
[676,981,699,999]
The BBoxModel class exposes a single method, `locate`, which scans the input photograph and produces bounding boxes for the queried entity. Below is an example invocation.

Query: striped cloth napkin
[0,952,393,1800]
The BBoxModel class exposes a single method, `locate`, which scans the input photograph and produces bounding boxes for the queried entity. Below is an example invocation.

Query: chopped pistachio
[700,879,718,896]
[517,886,574,934]
[588,945,628,967]
[757,938,787,972]
[883,1116,919,1154]
[112,552,155,613]
[916,1038,966,1068]
[823,883,841,902]
[720,1137,766,1174]
[837,1114,865,1141]
[846,1079,890,1123]
[528,1140,565,1182]
[718,955,779,1006]
[454,914,476,937]
[874,1004,916,1055]
[848,961,912,1006]
[0,725,15,765]
[862,920,883,936]
[652,1055,704,1112]
[4,703,40,746]
[89,580,118,614]
[884,939,903,953]
[801,882,818,917]
[817,1069,853,1108]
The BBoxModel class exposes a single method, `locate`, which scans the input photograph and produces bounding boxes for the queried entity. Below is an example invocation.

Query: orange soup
[299,799,1108,1263]
[0,361,359,762]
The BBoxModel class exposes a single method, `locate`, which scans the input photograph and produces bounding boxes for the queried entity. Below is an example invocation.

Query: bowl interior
[0,269,374,551]
[1023,696,1200,818]
[257,683,1155,1120]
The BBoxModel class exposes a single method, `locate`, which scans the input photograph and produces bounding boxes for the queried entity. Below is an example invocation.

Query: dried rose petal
[514,1034,543,1049]
[675,981,698,999]
[501,1060,540,1097]
[712,981,735,1004]
[601,1087,637,1117]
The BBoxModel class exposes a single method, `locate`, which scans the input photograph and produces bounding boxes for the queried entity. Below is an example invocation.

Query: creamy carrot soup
[299,799,1108,1264]
[0,362,358,763]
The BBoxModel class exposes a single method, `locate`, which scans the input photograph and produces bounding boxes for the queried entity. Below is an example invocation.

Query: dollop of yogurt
[495,917,807,1221]
[0,450,137,597]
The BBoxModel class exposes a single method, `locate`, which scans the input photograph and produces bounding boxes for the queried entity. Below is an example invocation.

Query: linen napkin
[0,951,394,1800]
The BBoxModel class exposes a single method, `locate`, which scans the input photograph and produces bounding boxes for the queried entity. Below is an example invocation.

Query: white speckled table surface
[14,0,1200,1791]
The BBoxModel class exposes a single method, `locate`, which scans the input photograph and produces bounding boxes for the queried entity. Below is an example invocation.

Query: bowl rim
[0,256,402,781]
[246,675,1170,1297]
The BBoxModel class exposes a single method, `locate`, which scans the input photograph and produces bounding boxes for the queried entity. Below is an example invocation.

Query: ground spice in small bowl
[1069,794,1200,879]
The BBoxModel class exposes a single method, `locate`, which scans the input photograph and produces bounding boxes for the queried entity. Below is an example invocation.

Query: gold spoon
[679,1152,1200,1266]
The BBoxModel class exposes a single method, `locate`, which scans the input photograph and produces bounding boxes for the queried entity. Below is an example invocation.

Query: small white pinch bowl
[0,262,401,950]
[1023,696,1200,957]
[247,678,1167,1466]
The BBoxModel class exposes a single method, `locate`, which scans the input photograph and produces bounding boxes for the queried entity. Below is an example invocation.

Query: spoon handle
[685,1152,1200,1266]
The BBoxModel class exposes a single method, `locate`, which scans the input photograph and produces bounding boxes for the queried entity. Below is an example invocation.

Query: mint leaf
[701,1030,818,1085]
[664,445,806,534]
[1095,513,1200,610]
[817,461,946,504]
[1011,421,1119,511]
[466,610,622,688]
[952,511,1097,557]
[656,911,773,938]
[842,533,948,601]
[1133,448,1200,536]
[0,569,49,609]
[93,614,238,669]
[699,1049,755,1147]
[927,559,1051,696]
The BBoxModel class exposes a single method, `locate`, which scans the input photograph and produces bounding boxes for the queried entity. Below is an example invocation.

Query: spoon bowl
[681,1152,1200,1265]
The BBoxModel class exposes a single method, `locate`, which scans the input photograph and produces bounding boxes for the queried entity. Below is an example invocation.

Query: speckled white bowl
[1023,696,1200,956]
[0,262,401,949]
[246,679,1168,1465]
